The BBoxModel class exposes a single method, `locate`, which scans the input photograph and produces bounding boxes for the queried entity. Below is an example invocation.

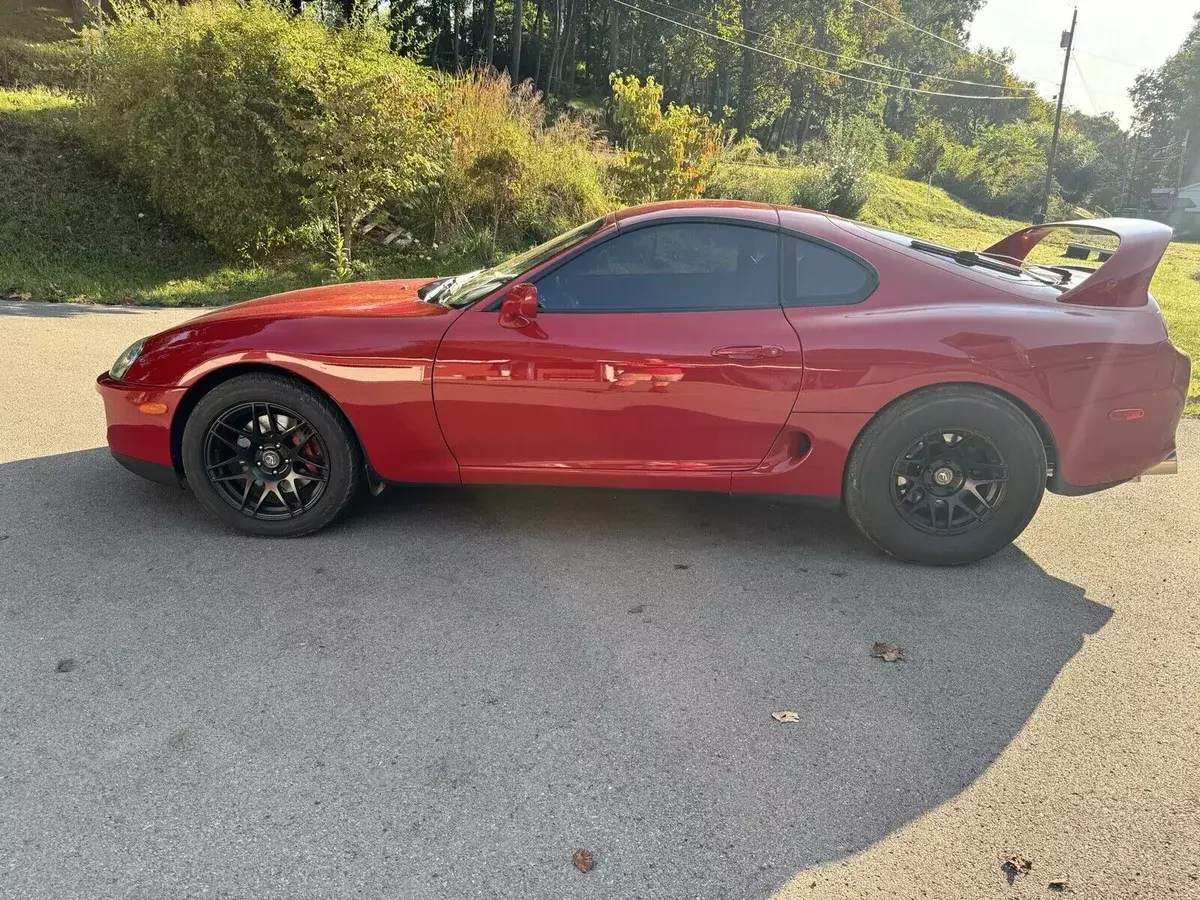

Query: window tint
[782,235,874,306]
[536,222,778,312]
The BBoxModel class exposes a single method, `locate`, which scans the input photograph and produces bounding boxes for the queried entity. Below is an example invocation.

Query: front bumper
[95,373,187,481]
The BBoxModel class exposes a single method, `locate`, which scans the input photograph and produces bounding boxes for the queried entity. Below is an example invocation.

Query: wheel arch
[841,381,1058,499]
[169,362,371,480]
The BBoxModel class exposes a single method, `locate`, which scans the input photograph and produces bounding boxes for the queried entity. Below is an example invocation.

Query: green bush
[704,162,800,205]
[802,117,883,218]
[934,121,1047,218]
[85,0,442,258]
[428,70,613,253]
[608,73,724,203]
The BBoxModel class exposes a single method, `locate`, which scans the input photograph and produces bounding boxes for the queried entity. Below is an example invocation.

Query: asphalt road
[1,300,1197,900]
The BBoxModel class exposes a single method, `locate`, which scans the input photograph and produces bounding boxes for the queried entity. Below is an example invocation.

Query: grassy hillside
[0,86,443,307]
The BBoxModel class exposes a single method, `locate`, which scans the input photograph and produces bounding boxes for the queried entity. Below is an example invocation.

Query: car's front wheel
[181,373,362,536]
[844,386,1047,565]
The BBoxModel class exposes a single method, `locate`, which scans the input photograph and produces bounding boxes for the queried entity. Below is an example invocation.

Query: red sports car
[97,201,1188,564]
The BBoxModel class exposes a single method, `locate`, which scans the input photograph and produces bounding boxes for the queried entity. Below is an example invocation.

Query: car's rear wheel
[844,386,1047,565]
[181,373,362,536]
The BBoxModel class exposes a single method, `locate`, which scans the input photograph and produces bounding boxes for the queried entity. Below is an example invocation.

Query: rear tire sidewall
[845,390,1047,565]
[181,375,360,537]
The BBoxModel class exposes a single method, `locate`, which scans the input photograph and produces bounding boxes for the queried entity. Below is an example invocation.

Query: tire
[844,386,1047,565]
[181,373,362,537]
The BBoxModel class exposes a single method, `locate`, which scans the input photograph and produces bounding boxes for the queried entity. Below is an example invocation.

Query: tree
[1131,11,1200,197]
[510,0,523,82]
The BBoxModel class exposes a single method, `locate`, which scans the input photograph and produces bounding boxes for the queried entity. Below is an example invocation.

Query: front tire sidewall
[846,391,1047,565]
[181,375,360,537]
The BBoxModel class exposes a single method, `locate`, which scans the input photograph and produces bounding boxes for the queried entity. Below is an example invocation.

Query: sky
[969,0,1197,125]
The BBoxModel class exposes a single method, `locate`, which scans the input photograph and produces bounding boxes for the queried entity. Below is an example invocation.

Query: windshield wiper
[419,276,456,302]
[910,240,1025,274]
[910,240,1067,289]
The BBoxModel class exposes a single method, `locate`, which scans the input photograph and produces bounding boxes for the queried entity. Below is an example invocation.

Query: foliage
[800,117,884,217]
[431,69,613,252]
[608,74,724,202]
[85,0,442,258]
[905,118,952,182]
[704,159,834,210]
[0,86,339,306]
[1130,12,1200,203]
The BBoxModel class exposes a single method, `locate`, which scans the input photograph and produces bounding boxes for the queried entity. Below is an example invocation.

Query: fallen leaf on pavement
[628,604,647,614]
[1048,876,1069,893]
[1000,854,1032,885]
[771,710,800,723]
[573,849,594,872]
[673,563,691,570]
[55,659,76,673]
[871,642,904,662]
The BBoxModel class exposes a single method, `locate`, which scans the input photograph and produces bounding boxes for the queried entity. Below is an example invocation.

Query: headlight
[109,338,146,380]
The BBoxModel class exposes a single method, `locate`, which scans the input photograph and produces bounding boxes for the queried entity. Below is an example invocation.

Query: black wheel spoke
[208,430,241,453]
[237,478,253,512]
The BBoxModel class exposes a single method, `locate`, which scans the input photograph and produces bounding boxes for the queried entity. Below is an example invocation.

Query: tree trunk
[545,0,562,95]
[796,87,816,155]
[607,6,620,75]
[532,0,546,90]
[734,1,755,138]
[509,0,524,84]
[483,0,496,68]
[451,0,462,70]
[563,0,579,93]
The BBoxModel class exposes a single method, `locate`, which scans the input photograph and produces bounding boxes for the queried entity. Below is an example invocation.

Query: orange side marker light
[138,402,169,416]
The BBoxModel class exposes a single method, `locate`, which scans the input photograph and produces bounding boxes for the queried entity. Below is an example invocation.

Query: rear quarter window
[782,235,876,307]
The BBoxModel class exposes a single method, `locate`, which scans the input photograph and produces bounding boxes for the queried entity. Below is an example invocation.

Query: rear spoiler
[983,218,1173,308]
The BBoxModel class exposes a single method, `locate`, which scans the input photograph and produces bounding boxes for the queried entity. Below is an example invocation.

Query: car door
[432,220,805,485]
[432,220,806,482]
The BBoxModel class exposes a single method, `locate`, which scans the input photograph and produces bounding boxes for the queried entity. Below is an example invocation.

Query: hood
[189,277,447,323]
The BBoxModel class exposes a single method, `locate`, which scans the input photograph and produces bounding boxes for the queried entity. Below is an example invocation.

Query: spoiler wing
[983,218,1173,308]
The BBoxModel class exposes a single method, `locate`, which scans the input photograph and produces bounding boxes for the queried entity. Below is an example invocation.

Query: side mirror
[499,283,538,329]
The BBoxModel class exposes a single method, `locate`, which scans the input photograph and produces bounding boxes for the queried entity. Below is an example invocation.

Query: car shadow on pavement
[0,449,1112,900]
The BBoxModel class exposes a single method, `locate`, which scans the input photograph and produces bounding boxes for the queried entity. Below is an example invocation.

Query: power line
[608,0,1031,100]
[1074,48,1153,69]
[634,0,1036,93]
[1071,56,1101,115]
[847,0,1013,70]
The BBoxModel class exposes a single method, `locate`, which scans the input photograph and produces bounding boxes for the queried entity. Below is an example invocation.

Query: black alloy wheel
[182,374,362,536]
[844,386,1046,565]
[890,428,1009,536]
[203,402,329,520]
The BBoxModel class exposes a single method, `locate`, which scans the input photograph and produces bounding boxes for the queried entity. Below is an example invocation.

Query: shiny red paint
[97,201,1189,500]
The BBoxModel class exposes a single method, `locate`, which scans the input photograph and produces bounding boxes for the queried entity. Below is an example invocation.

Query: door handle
[711,345,784,360]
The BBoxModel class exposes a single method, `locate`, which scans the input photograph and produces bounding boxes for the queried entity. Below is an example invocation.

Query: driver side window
[536,222,779,312]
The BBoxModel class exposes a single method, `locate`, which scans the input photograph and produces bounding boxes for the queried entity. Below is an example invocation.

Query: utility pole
[1035,7,1077,225]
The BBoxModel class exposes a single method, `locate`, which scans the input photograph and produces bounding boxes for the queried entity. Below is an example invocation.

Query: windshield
[436,217,607,308]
